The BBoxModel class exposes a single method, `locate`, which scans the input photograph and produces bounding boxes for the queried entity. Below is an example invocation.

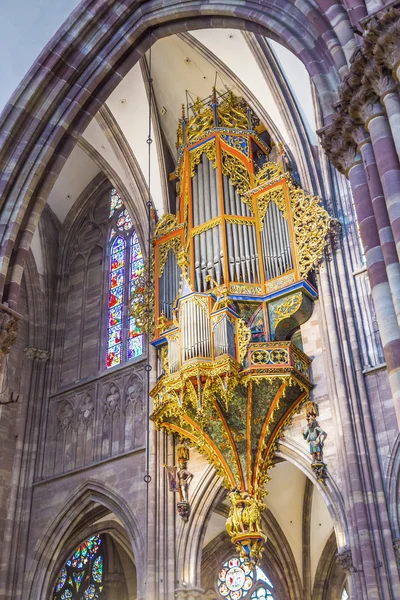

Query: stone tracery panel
[42,365,145,478]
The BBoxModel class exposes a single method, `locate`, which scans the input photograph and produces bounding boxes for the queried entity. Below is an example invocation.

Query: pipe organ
[148,90,331,565]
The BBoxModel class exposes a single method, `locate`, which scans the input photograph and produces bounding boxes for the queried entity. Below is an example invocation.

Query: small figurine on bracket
[303,402,328,483]
[164,444,193,522]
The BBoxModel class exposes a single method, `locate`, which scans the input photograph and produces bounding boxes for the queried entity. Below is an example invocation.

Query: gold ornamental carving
[270,292,303,331]
[290,185,331,278]
[221,149,251,196]
[189,139,217,177]
[256,185,288,228]
[158,237,182,277]
[154,213,179,239]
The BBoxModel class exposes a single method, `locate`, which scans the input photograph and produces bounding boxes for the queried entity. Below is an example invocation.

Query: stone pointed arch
[26,478,145,600]
[0,0,346,309]
[176,464,225,588]
[277,438,349,551]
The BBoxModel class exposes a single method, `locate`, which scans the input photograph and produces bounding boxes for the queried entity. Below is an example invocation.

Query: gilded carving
[154,213,179,238]
[255,185,288,228]
[269,292,303,331]
[158,237,182,277]
[189,139,217,177]
[221,149,251,196]
[290,185,331,278]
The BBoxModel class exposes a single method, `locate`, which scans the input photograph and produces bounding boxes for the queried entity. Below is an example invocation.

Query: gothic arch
[277,438,349,551]
[0,0,348,310]
[26,479,145,600]
[176,439,347,595]
[176,464,226,588]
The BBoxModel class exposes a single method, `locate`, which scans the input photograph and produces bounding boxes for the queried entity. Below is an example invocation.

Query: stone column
[0,303,21,371]
[1,345,50,600]
[103,573,125,599]
[347,154,400,425]
[175,587,205,600]
[352,124,400,322]
[363,102,400,260]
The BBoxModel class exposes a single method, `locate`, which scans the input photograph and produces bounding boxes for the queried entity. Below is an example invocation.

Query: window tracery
[217,557,274,600]
[107,189,144,368]
[53,535,103,600]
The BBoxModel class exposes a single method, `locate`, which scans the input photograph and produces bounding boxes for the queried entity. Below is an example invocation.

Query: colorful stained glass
[92,556,103,583]
[131,231,142,261]
[109,189,123,216]
[110,268,125,290]
[128,334,144,360]
[217,557,274,600]
[107,344,122,368]
[73,572,85,591]
[53,536,103,600]
[56,568,67,592]
[250,588,274,599]
[83,584,97,599]
[106,191,143,368]
[116,209,133,231]
[108,305,122,328]
[217,557,253,600]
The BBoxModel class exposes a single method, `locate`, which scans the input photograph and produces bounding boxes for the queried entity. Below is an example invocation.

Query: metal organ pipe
[261,201,293,280]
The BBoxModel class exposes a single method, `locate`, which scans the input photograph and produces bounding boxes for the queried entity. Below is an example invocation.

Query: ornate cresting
[149,90,331,566]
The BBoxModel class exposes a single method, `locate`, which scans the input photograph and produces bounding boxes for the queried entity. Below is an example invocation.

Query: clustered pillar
[320,6,400,429]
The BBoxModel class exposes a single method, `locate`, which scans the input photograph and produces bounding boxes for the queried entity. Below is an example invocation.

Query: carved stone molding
[175,588,205,600]
[24,347,50,361]
[0,303,22,357]
[319,6,400,170]
[394,539,400,564]
[336,548,356,572]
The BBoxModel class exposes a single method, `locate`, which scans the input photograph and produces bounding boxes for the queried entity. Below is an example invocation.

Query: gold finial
[193,97,204,114]
[212,86,217,104]
[181,104,185,119]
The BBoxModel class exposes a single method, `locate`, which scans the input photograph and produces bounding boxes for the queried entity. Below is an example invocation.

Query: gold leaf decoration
[154,213,179,238]
[237,318,251,364]
[158,236,182,277]
[290,185,331,278]
[254,161,284,187]
[218,92,249,130]
[256,185,288,228]
[221,149,250,196]
[189,139,217,177]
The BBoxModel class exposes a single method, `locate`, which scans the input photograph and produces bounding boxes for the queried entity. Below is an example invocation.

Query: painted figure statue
[303,403,328,482]
[164,444,193,521]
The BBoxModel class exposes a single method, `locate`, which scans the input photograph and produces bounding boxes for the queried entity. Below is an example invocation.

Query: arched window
[217,557,275,599]
[53,535,104,599]
[341,588,349,600]
[107,189,144,368]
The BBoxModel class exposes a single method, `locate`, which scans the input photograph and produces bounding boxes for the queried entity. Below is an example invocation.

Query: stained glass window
[53,535,104,600]
[217,557,274,600]
[341,588,349,600]
[106,189,144,368]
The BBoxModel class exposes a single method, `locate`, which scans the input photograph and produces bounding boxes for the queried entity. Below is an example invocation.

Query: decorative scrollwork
[237,319,251,364]
[218,92,249,130]
[221,149,250,196]
[254,161,284,187]
[256,185,288,227]
[220,134,249,157]
[269,292,303,331]
[158,236,182,277]
[290,184,331,278]
[186,99,214,142]
[191,216,221,237]
[154,213,179,238]
[189,139,217,177]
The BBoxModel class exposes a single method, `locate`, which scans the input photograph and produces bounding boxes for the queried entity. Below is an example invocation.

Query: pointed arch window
[107,189,144,368]
[341,588,349,600]
[217,557,274,599]
[53,535,104,600]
